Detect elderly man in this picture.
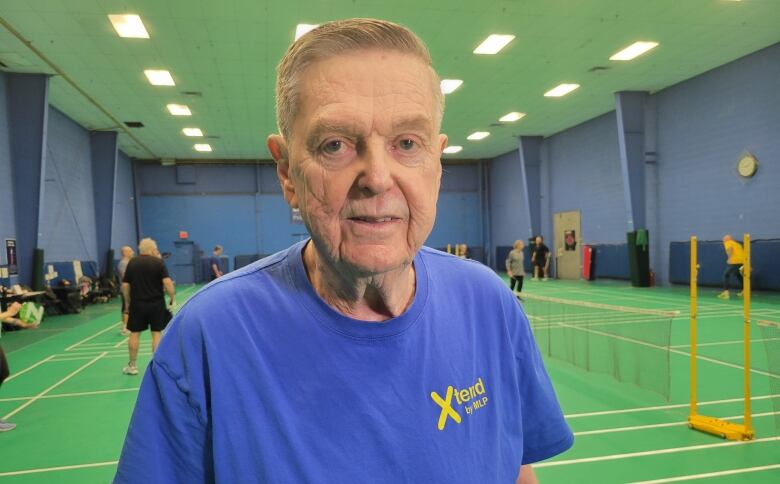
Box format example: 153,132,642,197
121,238,175,376
116,19,572,483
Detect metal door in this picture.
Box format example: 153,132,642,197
553,210,582,280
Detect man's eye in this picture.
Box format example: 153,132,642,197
322,140,344,154
398,139,416,151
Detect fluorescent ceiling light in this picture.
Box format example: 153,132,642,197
609,41,659,61
182,128,203,137
544,83,580,97
467,131,490,141
194,144,212,152
440,79,463,94
443,146,463,154
108,14,149,39
295,24,319,40
167,104,191,116
144,70,175,86
473,34,515,55
499,112,526,122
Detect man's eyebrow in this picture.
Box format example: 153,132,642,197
391,115,434,132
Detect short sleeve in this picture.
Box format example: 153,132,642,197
506,294,574,464
121,261,133,284
160,260,170,279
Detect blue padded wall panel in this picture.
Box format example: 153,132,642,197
39,107,98,262
111,151,138,252
592,244,630,280
427,192,481,248
441,164,479,192
138,164,257,195
257,194,307,253
489,150,528,249
0,74,16,269
140,195,257,258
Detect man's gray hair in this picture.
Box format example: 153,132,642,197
275,18,444,140
138,238,158,255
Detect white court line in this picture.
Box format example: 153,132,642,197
2,352,107,420
114,337,129,348
65,322,122,351
0,461,118,477
4,355,56,382
573,411,779,436
629,464,780,483
0,387,138,403
671,337,780,348
50,352,152,362
560,322,780,379
566,394,780,419
533,436,780,468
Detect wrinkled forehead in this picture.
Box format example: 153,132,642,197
294,50,440,134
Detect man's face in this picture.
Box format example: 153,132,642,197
271,50,446,275
535,237,543,246
121,247,134,258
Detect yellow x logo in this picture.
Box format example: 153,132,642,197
430,386,462,430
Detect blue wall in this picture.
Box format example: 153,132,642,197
39,107,98,262
655,43,780,284
111,150,138,253
137,162,485,262
0,74,16,273
488,43,780,285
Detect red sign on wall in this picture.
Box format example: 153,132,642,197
179,231,189,239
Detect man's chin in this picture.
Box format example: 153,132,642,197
339,247,411,276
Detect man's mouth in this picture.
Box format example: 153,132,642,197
348,216,400,223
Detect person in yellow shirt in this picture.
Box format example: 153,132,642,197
718,234,744,299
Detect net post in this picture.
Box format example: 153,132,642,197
690,236,698,417
743,233,752,434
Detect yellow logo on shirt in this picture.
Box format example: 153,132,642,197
430,377,489,430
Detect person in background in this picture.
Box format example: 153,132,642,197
209,245,224,281
531,236,551,281
117,245,135,335
121,238,176,376
0,302,23,432
718,234,744,300
506,239,526,294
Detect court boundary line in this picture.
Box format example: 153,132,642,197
628,463,780,483
565,394,780,418
671,337,780,348
533,436,780,468
0,387,138,403
4,355,56,382
2,352,107,420
573,411,779,436
0,460,118,477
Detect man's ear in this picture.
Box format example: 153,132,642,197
267,135,298,208
438,133,449,153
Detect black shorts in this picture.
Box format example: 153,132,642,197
127,301,171,333
0,345,9,387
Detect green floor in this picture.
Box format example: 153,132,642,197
1,280,779,483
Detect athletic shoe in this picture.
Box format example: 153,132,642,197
120,328,130,336
717,290,730,300
123,365,139,376
0,420,16,432
532,277,539,281
543,277,549,281
737,291,744,297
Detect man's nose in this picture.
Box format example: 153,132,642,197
357,139,394,195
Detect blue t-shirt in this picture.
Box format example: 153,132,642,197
115,241,572,483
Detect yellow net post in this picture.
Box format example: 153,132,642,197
688,233,755,440
447,243,452,255
690,236,698,417
743,233,753,435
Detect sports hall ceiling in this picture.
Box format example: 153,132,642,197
0,0,778,161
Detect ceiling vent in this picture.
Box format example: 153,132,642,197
181,91,203,97
588,66,610,73
124,121,145,128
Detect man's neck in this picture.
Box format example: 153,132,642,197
302,242,416,322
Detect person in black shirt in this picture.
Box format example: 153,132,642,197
121,238,175,375
209,245,224,281
531,236,551,281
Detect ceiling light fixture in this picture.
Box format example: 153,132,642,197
473,34,515,55
108,14,149,39
440,79,464,94
182,128,203,137
467,132,490,141
194,144,212,152
544,83,580,97
295,24,319,40
443,146,463,154
144,70,175,86
609,41,659,61
166,104,191,116
499,112,526,122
